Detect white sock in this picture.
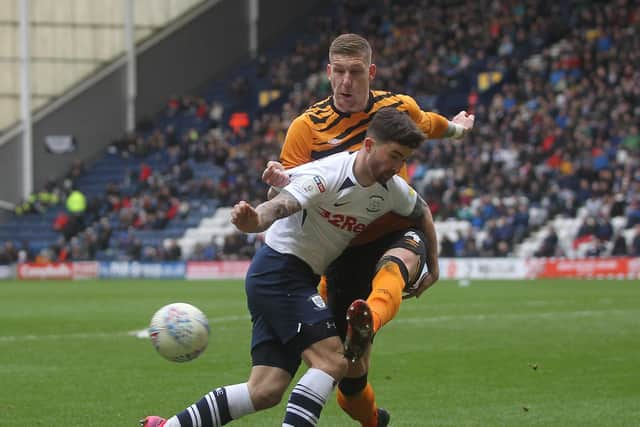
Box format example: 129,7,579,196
282,368,336,426
163,383,255,427
163,417,181,427
225,383,256,419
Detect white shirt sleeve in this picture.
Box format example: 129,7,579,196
388,176,419,217
281,168,328,208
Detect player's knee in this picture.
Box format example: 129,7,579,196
376,253,411,286
248,381,286,410
383,229,428,284
303,336,349,381
317,349,349,381
399,251,420,279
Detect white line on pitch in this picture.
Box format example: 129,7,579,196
0,315,251,342
1,310,635,342
395,309,636,324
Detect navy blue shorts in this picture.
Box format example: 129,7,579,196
246,245,338,373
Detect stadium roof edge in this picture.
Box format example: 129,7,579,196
0,0,221,148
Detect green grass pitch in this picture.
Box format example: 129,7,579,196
1,278,638,426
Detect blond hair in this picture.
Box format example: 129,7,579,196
329,33,372,64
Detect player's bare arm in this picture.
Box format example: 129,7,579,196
404,197,440,298
231,190,301,233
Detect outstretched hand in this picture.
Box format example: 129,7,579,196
262,161,290,187
402,270,439,300
451,110,475,135
231,201,260,233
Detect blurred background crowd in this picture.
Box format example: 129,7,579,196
1,0,638,265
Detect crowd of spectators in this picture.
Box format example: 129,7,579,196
414,0,639,257
1,0,639,264
253,0,640,258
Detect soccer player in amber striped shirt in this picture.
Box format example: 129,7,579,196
263,33,475,427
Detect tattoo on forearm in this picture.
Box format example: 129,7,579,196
273,190,301,218
257,190,301,227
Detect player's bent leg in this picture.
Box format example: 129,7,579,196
337,230,425,427
249,340,298,410
139,341,295,427
385,229,429,291
384,247,422,283
338,343,393,427
145,381,257,427
325,232,425,427
338,349,387,427
282,335,348,426
337,374,387,427
368,228,427,333
368,252,411,333
340,300,385,426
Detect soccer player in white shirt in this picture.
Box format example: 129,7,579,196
141,108,430,427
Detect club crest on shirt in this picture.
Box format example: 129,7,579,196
366,195,384,213
310,294,327,309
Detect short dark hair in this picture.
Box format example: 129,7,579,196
329,33,372,64
366,108,425,149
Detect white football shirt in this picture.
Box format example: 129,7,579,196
265,151,418,274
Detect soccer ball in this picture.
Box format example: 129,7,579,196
149,302,210,362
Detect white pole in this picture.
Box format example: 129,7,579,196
124,0,136,133
249,0,258,59
18,0,33,200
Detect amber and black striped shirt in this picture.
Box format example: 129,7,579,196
279,90,449,245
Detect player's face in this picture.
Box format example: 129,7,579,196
367,140,413,184
327,54,376,113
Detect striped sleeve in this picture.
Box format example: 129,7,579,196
399,94,449,139
281,115,314,168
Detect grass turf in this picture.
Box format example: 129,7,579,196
0,278,638,426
